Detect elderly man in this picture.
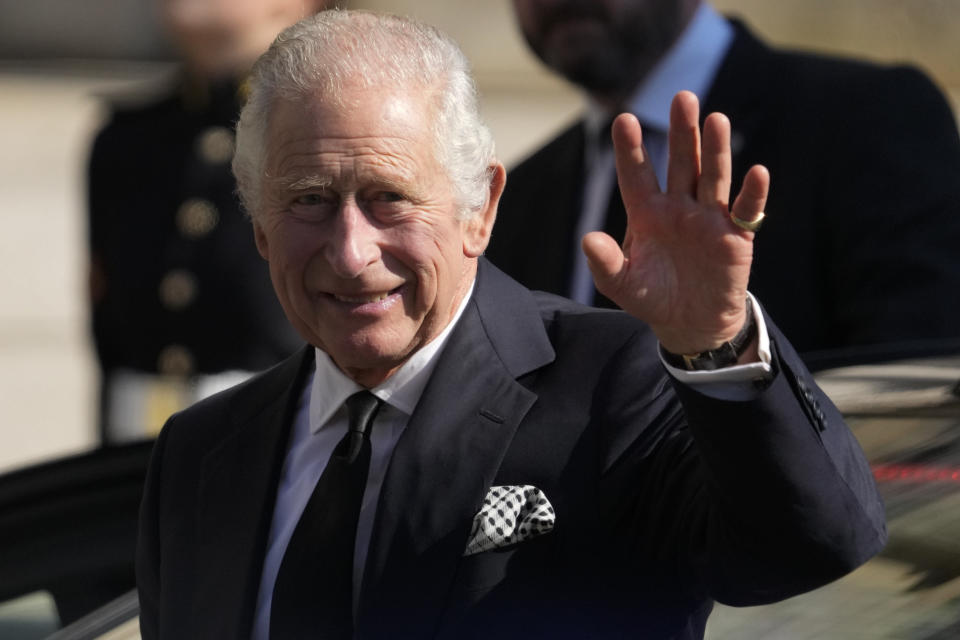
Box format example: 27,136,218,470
488,0,960,360
137,10,885,640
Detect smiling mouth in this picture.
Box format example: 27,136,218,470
328,284,404,306
334,292,392,303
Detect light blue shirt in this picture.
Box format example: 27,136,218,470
571,3,734,305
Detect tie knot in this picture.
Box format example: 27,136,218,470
345,391,382,437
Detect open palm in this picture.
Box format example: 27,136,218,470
584,91,769,355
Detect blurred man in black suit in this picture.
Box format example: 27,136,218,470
489,0,960,361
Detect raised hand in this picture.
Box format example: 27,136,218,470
583,91,769,356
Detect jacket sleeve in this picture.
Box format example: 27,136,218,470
607,312,887,606
825,65,960,346
684,316,885,604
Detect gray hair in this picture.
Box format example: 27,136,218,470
232,9,496,220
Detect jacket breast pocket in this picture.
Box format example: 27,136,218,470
451,545,518,597
449,530,556,601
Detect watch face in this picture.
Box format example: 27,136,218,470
687,343,739,371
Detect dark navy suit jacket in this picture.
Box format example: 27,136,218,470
137,259,886,639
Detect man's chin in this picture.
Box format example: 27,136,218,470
546,51,636,96
325,342,411,386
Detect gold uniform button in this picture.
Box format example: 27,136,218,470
196,126,235,164
157,344,195,376
159,269,198,310
176,198,219,238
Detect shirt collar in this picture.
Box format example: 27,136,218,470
585,3,734,136
309,279,476,433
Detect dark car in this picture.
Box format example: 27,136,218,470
3,348,960,640
0,442,153,639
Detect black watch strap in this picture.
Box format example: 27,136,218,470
662,300,757,371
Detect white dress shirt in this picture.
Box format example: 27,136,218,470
250,283,475,640
570,3,735,304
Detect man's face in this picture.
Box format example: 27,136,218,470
512,0,696,98
254,86,500,387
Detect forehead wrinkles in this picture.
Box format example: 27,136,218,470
268,134,422,184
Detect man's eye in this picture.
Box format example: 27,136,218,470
287,192,338,220
294,193,330,206
373,191,405,203
361,191,409,218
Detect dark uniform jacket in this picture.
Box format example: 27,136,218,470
88,78,300,436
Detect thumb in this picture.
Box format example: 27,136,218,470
582,231,625,296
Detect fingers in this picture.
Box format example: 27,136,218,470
666,91,701,196
612,113,661,210
582,231,625,297
730,164,770,230
618,90,763,232
697,112,732,207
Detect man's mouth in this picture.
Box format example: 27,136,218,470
327,284,405,307
334,291,392,303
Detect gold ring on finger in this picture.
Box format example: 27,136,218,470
730,211,765,232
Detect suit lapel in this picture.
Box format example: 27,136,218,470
491,121,585,296
357,261,554,638
702,20,779,183
192,348,313,638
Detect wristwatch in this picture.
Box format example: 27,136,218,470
662,301,756,371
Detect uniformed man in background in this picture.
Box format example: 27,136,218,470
88,0,333,440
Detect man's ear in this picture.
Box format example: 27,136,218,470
463,162,506,258
253,219,270,260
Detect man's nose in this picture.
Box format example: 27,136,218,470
325,199,379,278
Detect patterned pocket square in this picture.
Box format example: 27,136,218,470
463,485,555,556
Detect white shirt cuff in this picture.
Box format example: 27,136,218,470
659,293,773,399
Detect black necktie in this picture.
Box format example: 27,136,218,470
270,391,383,639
